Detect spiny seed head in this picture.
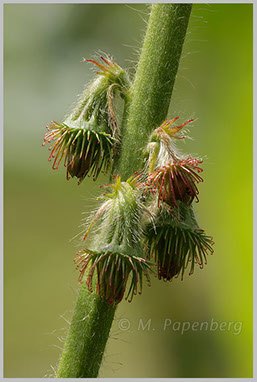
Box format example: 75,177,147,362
147,156,203,207
43,55,130,183
43,122,116,183
74,250,152,306
145,201,214,281
75,173,153,304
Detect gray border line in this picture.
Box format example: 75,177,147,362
0,0,254,4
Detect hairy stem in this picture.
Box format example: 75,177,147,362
56,4,192,378
56,283,116,378
118,3,192,179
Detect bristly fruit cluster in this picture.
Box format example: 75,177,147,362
144,117,214,281
43,55,213,305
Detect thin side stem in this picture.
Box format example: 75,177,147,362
118,4,192,179
56,4,192,378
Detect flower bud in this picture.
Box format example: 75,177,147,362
74,174,152,305
43,56,130,183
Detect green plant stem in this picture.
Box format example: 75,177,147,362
118,3,192,179
56,4,192,378
56,282,116,378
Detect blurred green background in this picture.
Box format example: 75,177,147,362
4,3,252,378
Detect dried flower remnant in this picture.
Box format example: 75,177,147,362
146,117,194,173
155,117,194,141
75,174,153,305
43,56,130,183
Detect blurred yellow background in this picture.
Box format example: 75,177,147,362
4,4,252,378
